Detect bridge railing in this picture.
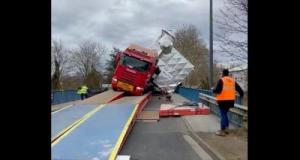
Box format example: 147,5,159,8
51,90,80,105
175,86,247,128
175,86,243,105
199,93,248,128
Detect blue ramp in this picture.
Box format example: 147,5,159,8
52,103,137,160
51,104,98,140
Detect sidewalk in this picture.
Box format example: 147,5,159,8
183,114,247,160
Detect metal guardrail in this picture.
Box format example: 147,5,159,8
175,86,243,105
199,93,248,128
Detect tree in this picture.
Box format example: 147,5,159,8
51,39,69,90
215,0,248,63
85,66,103,88
173,24,219,89
104,47,121,83
60,74,84,90
70,40,106,88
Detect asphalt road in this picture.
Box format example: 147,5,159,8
119,95,205,160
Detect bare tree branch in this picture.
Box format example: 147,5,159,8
70,40,107,87
173,24,220,89
215,0,248,63
51,39,69,90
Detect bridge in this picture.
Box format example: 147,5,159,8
51,87,247,160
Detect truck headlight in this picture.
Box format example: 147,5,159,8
136,87,143,90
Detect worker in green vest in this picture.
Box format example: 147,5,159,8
77,86,83,100
77,85,89,100
81,85,89,99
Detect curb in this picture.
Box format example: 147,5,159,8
182,116,226,160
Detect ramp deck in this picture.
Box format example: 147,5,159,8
51,104,98,141
51,92,152,160
52,103,137,160
51,90,124,142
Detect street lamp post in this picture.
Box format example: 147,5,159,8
209,0,213,88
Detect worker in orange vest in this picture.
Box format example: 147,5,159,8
213,69,244,136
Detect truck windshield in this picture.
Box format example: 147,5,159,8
120,55,150,73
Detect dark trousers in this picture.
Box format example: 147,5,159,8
220,107,230,130
218,100,234,130
80,94,88,100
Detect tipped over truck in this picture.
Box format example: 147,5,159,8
111,30,194,96
111,44,160,96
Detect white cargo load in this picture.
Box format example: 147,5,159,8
152,30,194,93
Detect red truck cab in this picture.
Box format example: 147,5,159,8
111,44,159,96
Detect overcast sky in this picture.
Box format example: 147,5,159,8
52,0,230,62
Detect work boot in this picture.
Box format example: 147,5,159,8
224,128,229,134
215,130,226,136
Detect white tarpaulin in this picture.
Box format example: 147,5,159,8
152,30,194,93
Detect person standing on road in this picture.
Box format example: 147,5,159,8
77,85,89,100
81,85,89,99
77,86,84,100
213,69,244,136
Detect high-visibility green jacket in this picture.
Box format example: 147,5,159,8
81,85,88,94
77,88,83,94
77,85,88,94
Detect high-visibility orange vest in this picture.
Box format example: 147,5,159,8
216,76,236,101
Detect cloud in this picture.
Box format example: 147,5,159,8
52,0,244,64
52,0,225,49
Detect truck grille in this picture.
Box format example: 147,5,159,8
119,70,137,85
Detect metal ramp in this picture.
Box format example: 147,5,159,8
51,104,99,141
52,103,137,160
51,90,124,142
51,92,152,160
